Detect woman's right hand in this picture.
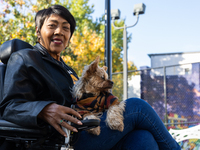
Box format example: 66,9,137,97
38,103,82,137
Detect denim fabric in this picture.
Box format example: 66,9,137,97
73,98,181,150
111,130,159,150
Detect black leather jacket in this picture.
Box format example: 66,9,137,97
0,43,78,127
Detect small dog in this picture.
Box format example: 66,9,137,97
72,56,126,135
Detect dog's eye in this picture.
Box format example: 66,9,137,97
101,76,105,80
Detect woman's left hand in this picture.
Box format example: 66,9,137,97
38,103,82,137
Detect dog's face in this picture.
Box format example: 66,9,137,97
82,56,114,95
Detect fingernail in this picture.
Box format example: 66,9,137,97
73,128,78,132
77,121,82,125
64,134,67,137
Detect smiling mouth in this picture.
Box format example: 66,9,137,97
52,39,62,44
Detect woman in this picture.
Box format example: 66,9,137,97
0,5,180,150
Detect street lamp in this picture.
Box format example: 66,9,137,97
105,0,112,80
111,3,146,100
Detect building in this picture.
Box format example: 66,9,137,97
128,51,200,99
148,51,200,76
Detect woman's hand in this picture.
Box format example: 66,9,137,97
38,103,82,137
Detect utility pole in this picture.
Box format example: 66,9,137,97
105,0,112,80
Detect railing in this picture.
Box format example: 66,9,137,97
112,62,200,129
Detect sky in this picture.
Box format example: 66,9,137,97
88,0,200,69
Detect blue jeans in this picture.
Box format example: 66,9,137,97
73,98,181,150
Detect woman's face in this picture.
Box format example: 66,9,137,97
37,14,71,60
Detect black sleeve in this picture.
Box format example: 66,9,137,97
0,53,54,127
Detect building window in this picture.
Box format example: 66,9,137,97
185,68,190,75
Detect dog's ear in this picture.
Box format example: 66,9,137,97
95,56,100,62
86,56,99,75
102,66,107,71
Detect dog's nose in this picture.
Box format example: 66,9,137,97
110,81,114,85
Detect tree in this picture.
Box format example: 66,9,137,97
0,0,138,100
0,0,37,45
62,26,105,76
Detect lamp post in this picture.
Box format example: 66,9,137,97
105,0,112,80
111,3,146,100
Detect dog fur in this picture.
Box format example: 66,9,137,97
72,56,125,135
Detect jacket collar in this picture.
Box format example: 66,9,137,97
34,43,49,56
34,43,69,69
34,43,65,62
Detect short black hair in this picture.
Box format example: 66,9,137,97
35,5,76,39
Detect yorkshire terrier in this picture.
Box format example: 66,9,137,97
72,56,126,135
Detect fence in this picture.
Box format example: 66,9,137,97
112,62,200,129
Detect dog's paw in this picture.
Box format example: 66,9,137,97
83,113,101,135
107,117,124,132
106,101,126,132
87,126,101,135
